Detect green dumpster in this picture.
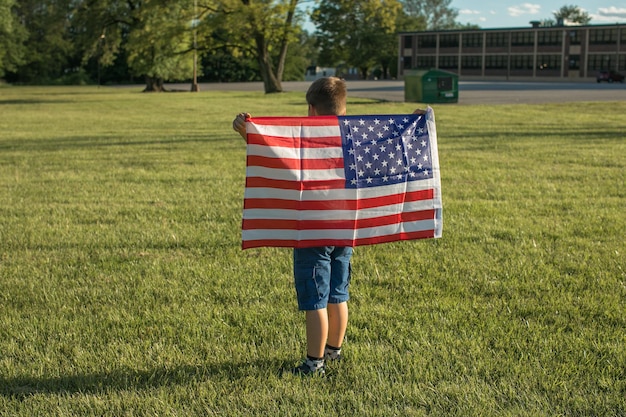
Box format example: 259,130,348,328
404,69,458,103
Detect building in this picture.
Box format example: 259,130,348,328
305,66,336,81
398,23,625,81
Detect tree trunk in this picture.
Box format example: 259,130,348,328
244,0,299,94
274,0,298,83
143,75,166,92
382,63,389,80
255,34,283,93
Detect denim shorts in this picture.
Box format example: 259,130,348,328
293,246,353,311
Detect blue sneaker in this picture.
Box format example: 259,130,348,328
292,357,325,376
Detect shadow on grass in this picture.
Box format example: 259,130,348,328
0,359,288,399
0,134,234,152
0,99,74,105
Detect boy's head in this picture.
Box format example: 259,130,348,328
306,77,347,116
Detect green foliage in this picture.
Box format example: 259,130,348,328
71,0,197,90
0,86,625,416
536,5,592,27
8,0,75,83
0,0,27,77
201,50,260,82
401,0,459,30
241,0,301,91
282,31,318,81
125,1,194,82
313,0,403,78
553,4,592,25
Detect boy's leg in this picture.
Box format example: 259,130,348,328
327,301,348,349
327,247,352,350
305,308,328,358
293,247,333,360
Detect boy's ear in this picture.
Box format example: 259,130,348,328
308,104,317,116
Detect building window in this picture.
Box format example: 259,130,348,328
511,32,534,46
589,29,618,44
461,55,482,69
418,35,437,48
486,32,508,47
403,56,412,69
404,36,413,49
440,34,459,48
538,30,562,46
587,54,613,71
537,54,561,70
462,33,483,48
438,55,458,70
569,55,580,70
510,55,534,70
568,30,581,45
485,55,508,69
416,55,436,69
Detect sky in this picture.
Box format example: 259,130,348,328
453,1,626,28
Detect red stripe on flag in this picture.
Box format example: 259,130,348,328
241,229,436,249
245,177,345,190
352,229,435,246
246,155,344,171
247,133,341,148
244,189,434,210
242,209,436,230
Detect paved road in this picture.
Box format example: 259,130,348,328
172,79,625,105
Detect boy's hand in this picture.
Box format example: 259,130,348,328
232,112,251,140
412,108,426,115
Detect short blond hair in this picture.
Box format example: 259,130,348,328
305,77,347,116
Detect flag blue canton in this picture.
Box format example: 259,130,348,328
339,114,433,189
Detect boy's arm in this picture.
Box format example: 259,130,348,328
232,112,251,141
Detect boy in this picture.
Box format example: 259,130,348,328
233,77,349,376
233,77,424,376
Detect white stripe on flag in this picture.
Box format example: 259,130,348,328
248,123,341,138
243,179,438,200
243,200,436,221
247,144,343,160
245,166,345,182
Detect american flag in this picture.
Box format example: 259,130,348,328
241,107,442,249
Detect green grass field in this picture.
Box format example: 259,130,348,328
0,85,624,416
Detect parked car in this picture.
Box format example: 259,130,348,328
596,70,625,83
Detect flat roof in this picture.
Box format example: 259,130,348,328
398,22,625,35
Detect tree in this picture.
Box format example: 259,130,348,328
4,0,309,88
283,30,318,81
312,0,402,80
125,2,195,91
203,0,301,93
401,0,458,30
553,4,591,25
72,0,197,91
6,0,75,83
0,0,27,79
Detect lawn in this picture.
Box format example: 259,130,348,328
0,85,624,416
